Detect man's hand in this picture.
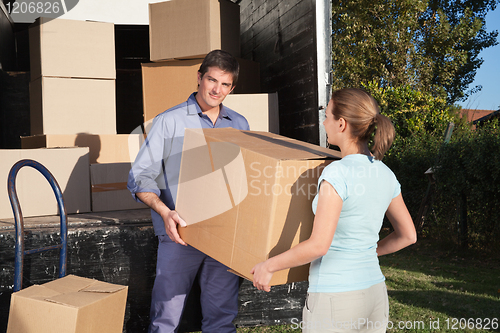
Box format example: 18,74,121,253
162,210,188,246
135,192,188,246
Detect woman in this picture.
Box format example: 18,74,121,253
251,88,417,332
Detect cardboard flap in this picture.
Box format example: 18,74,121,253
42,279,126,308
15,285,60,300
42,275,94,294
227,269,251,281
81,280,127,293
45,291,110,308
240,131,341,160
198,128,341,160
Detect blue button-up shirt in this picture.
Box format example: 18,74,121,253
127,93,250,235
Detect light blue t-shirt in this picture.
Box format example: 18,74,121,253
309,154,401,293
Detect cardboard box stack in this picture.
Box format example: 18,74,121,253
20,133,146,213
144,0,279,133
28,17,116,135
1,17,146,218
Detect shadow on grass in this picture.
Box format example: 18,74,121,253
388,289,500,323
380,239,500,332
380,240,500,298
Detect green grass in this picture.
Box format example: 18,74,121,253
381,238,500,332
235,237,500,332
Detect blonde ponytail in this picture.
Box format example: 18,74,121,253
371,113,395,160
330,88,395,160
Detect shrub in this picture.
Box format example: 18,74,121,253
433,119,500,251
361,82,499,251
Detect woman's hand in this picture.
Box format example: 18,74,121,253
250,261,273,292
377,193,416,256
249,181,342,292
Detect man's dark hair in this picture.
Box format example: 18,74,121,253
198,50,239,87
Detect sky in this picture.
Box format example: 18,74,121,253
458,7,500,111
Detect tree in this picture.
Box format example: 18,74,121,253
331,0,499,104
362,80,457,140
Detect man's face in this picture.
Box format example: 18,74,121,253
196,66,235,112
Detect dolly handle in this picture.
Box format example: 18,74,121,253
8,159,68,292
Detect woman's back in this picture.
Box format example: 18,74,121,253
308,154,400,293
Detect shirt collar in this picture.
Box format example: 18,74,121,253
187,92,233,120
186,93,201,115
218,104,231,120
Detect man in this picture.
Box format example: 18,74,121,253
128,50,249,333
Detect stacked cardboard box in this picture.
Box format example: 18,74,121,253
28,17,116,135
20,134,146,213
149,0,240,62
21,134,143,165
18,134,146,214
223,93,280,135
90,162,146,212
0,147,91,219
6,17,146,217
144,0,279,132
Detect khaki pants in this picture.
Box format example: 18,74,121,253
301,282,389,333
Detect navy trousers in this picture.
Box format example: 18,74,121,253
149,235,239,333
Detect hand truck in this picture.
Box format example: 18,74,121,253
7,159,68,292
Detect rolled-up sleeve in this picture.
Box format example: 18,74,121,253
127,116,171,202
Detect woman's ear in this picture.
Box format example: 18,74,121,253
338,117,347,132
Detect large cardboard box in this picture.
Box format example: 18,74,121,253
176,128,341,285
224,93,279,134
30,77,116,135
141,60,199,122
149,0,240,61
29,17,115,81
141,58,260,123
0,148,90,219
21,134,143,164
90,163,147,212
7,275,128,333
